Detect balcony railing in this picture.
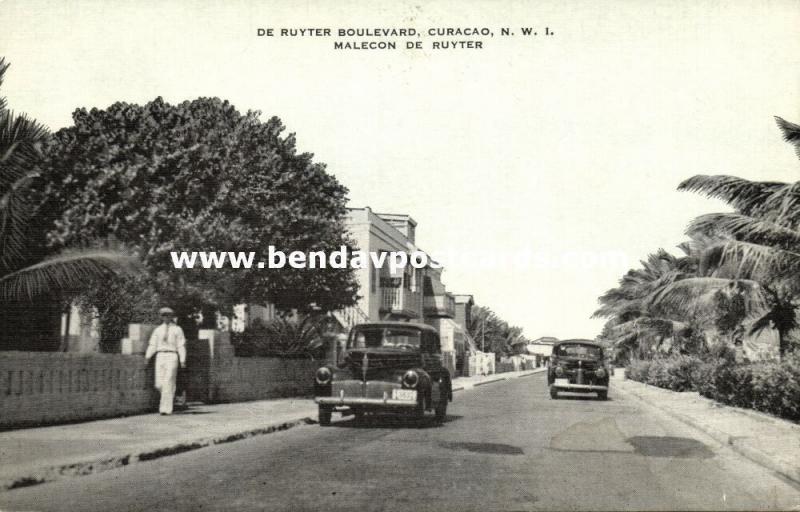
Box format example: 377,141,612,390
332,305,370,331
423,293,456,318
380,287,421,318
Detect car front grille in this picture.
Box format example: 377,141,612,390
561,360,598,371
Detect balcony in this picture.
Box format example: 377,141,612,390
423,293,456,319
380,287,421,318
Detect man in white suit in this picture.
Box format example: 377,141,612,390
145,307,187,415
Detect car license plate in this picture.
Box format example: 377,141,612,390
554,378,569,386
392,389,417,401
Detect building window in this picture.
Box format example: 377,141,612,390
370,264,377,293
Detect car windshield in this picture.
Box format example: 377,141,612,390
348,327,422,349
555,344,602,358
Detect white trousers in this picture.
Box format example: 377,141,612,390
154,352,179,414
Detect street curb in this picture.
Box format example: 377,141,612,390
0,416,314,492
1,369,549,492
452,368,546,393
614,383,800,486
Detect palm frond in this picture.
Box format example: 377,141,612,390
0,173,36,266
0,57,9,112
715,239,800,280
0,111,49,184
648,277,767,320
688,212,800,249
775,116,800,160
0,250,141,301
678,175,785,216
611,317,689,337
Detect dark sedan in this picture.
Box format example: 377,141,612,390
547,339,610,400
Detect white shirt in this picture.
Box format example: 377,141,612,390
145,323,187,365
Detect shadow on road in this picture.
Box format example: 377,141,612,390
439,441,524,455
332,413,463,429
552,394,613,401
628,436,715,459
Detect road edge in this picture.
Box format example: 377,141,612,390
452,368,546,392
1,368,548,493
0,416,313,492
614,382,800,486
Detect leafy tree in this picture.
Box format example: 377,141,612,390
467,306,527,356
36,97,359,332
0,58,137,350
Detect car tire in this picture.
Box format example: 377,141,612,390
598,390,608,401
435,389,448,423
319,405,332,426
413,393,427,420
550,387,558,399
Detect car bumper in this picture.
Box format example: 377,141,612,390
315,396,418,408
551,383,608,392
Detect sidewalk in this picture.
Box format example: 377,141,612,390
0,368,544,491
613,371,800,485
452,367,545,391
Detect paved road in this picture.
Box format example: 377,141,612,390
2,373,798,511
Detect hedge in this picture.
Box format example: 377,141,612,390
626,353,800,422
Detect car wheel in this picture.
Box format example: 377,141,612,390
318,405,332,426
598,390,608,401
353,409,365,421
413,393,427,420
435,389,448,423
550,387,558,399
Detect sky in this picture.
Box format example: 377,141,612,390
1,0,799,339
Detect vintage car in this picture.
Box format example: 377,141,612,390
314,322,452,426
547,339,610,400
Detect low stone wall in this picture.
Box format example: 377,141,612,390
210,357,318,403
465,352,496,376
0,347,322,428
0,351,156,428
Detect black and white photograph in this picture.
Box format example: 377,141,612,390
1,0,800,510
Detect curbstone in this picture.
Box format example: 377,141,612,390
1,416,313,492
1,369,549,492
615,381,800,486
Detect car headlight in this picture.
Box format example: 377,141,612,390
555,366,564,377
315,367,332,385
595,368,606,378
402,370,419,388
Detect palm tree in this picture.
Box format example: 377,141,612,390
673,117,800,356
594,249,698,359
0,57,137,304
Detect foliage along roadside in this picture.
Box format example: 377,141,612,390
596,117,800,362
626,351,800,422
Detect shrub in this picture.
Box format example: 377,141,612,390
688,352,800,422
626,359,651,383
230,316,328,359
692,361,718,398
656,355,701,391
626,355,701,391
750,353,800,421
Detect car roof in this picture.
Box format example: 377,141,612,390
553,339,603,348
352,322,439,334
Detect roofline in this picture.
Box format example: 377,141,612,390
374,212,418,228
